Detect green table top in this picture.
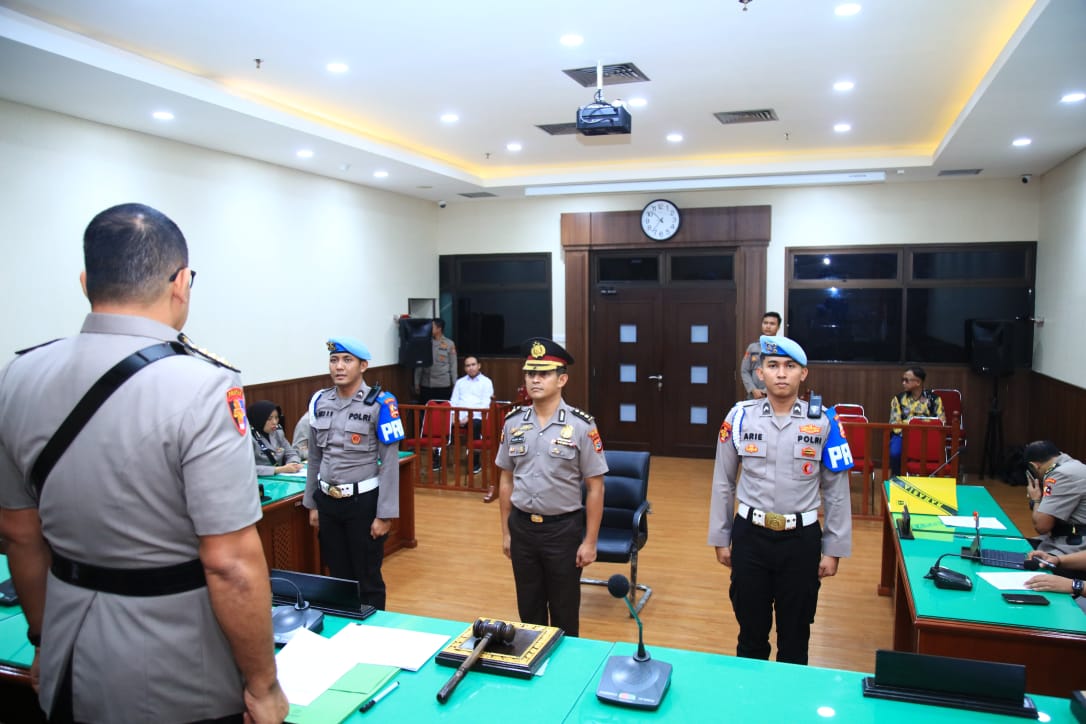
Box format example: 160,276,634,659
258,452,415,504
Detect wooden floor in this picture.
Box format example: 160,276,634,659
382,456,1034,674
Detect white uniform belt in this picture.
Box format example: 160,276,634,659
319,476,378,499
737,502,818,531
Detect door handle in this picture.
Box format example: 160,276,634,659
647,374,663,391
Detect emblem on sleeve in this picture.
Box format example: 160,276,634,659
588,428,603,453
719,420,732,444
226,387,247,436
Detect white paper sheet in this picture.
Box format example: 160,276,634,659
978,571,1049,591
939,516,1005,530
275,627,358,705
330,623,450,671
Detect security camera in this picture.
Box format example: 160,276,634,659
1021,174,1032,184
438,200,447,208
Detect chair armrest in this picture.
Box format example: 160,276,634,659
631,500,650,538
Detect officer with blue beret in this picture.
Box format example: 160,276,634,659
303,336,405,609
708,334,853,664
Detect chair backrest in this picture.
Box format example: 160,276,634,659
600,450,650,531
835,403,865,417
933,388,964,429
837,414,870,462
420,400,452,442
904,417,945,473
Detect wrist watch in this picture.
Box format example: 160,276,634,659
1072,579,1084,599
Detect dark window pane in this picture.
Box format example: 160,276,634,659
788,288,902,362
906,287,1034,364
671,255,733,281
793,253,897,280
455,290,551,355
598,256,659,283
459,257,548,285
913,250,1028,280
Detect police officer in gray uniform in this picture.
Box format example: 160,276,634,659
708,335,853,665
413,318,457,403
0,203,287,723
248,400,303,477
304,337,405,610
1024,440,1086,556
740,311,781,399
496,338,607,636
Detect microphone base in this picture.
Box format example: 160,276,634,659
272,605,324,645
596,655,672,710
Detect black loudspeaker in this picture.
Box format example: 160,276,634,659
398,318,433,368
967,319,1015,376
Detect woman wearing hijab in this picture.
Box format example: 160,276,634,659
248,400,303,477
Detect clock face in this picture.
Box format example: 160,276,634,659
641,199,681,241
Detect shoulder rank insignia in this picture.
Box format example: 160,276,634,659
505,405,523,420
569,406,595,424
178,333,240,372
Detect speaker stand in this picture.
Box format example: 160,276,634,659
980,375,1004,479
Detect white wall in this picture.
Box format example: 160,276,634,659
0,100,438,383
1035,148,1086,385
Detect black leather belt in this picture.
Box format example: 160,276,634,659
513,507,582,524
50,551,206,597
1052,521,1082,538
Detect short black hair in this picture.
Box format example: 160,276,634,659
83,203,188,305
904,366,926,382
1024,440,1061,463
433,318,445,331
763,311,782,324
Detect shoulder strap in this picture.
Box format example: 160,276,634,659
29,341,186,496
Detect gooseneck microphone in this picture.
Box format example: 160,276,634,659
596,574,672,710
437,618,516,704
269,576,324,644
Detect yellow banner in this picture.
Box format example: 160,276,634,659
887,476,958,516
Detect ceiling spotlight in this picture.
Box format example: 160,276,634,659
833,80,855,92
326,62,349,73
296,149,314,159
151,110,174,121
560,34,583,47
833,123,852,133
1012,137,1032,147
1060,91,1085,104
506,142,523,152
440,113,459,123
666,133,683,143
373,170,389,178
835,3,861,16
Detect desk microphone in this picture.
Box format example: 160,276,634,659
269,576,324,644
961,510,982,560
925,552,973,591
595,574,672,710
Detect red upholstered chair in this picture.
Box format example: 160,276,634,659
402,400,452,472
932,388,966,456
903,417,946,476
835,403,865,417
838,413,881,515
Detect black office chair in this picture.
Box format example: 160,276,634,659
581,449,652,614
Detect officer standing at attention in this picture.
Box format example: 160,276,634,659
740,311,781,399
0,203,287,722
708,335,853,665
496,339,607,636
304,338,405,610
413,319,456,470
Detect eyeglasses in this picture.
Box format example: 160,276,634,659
168,266,197,288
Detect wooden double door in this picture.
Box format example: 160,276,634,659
589,285,736,458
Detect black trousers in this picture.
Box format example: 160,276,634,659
729,514,822,665
508,511,585,636
315,488,388,609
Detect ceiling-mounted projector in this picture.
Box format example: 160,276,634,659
576,101,632,136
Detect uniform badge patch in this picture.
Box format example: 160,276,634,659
802,446,817,459
386,399,400,418
719,420,732,444
800,424,821,434
802,461,814,475
745,444,759,454
560,424,574,439
588,428,603,453
226,387,247,436
351,433,362,445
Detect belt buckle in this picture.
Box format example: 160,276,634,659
530,513,544,523
764,512,786,531
327,485,343,499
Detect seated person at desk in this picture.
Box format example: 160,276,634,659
1024,440,1086,556
249,400,303,476
1024,549,1086,599
293,412,310,461
888,366,945,475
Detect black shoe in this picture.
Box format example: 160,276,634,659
473,463,482,475
432,453,442,471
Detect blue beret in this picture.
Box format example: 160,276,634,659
326,337,371,361
760,335,807,366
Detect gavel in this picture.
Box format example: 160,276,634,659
436,618,516,704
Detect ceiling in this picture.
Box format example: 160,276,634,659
0,0,1083,204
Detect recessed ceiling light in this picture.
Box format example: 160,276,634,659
373,170,389,178
626,97,647,108
1060,91,1085,104
151,110,174,121
1012,137,1032,147
506,142,523,152
835,3,861,16
666,133,683,143
833,80,855,92
834,123,852,133
296,149,314,159
560,34,583,47
440,112,459,123
326,62,349,74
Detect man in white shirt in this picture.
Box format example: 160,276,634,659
450,356,494,483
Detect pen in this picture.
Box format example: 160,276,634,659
360,680,399,713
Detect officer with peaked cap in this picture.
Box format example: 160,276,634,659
707,335,853,664
495,338,608,636
303,337,405,609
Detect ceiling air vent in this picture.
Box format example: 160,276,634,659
714,108,779,125
563,62,650,88
458,192,497,199
537,122,580,136
937,169,983,177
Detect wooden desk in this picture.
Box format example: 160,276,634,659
879,484,1086,697
257,452,418,574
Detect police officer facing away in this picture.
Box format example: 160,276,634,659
304,338,405,610
708,335,853,665
0,203,288,722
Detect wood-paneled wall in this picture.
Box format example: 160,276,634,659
1027,372,1086,460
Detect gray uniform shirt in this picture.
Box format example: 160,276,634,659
251,427,301,476
707,399,852,558
495,401,608,515
740,341,766,397
414,336,457,389
293,413,311,460
0,313,261,722
303,384,400,519
1036,453,1086,556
